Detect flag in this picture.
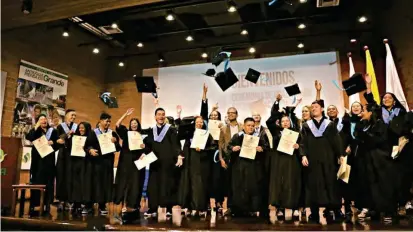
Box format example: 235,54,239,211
385,41,409,110
365,48,380,104
348,54,361,106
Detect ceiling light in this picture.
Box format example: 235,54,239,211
111,23,118,29
118,61,124,67
201,53,208,58
298,23,306,29
166,14,175,21
158,54,165,62
358,16,367,23
249,47,256,54
133,74,137,77
137,42,143,48
159,58,164,62
297,43,304,48
186,35,193,41
299,0,307,3
241,29,248,35
93,48,99,54
21,0,33,14
350,38,357,43
62,31,69,37
227,0,237,12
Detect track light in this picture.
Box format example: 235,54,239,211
358,16,367,23
21,0,33,14
186,35,194,42
227,0,237,12
118,61,125,67
111,23,118,29
297,43,304,48
298,23,306,29
137,42,143,48
350,39,357,43
201,53,208,58
241,29,248,35
158,54,165,62
249,47,256,54
62,31,69,37
93,48,100,54
166,11,175,21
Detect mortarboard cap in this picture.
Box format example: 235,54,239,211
134,76,157,93
203,69,216,77
215,68,239,92
211,52,229,67
284,83,301,96
178,116,196,140
245,68,261,84
342,73,367,96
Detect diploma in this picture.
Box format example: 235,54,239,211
32,135,54,158
240,134,260,160
128,131,144,151
190,128,209,150
337,156,351,183
277,128,299,155
208,120,221,140
134,152,158,170
71,135,87,157
98,133,116,155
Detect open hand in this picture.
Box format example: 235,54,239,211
293,143,299,149
232,146,241,152
175,155,184,167
315,80,322,91
203,83,208,94
276,93,282,101
89,149,99,156
302,156,309,166
256,146,263,152
365,73,372,84
126,108,135,116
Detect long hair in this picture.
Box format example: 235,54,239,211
366,103,382,126
129,118,142,132
381,92,405,111
75,122,92,136
209,110,222,121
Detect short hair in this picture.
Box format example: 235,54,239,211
36,114,48,122
100,112,111,120
34,104,42,111
155,108,165,116
65,109,75,115
244,117,255,124
311,100,324,108
227,107,238,114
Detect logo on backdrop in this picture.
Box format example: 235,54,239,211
24,69,65,87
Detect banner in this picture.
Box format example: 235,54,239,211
12,60,68,146
1,71,7,128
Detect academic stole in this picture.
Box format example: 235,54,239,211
382,107,401,125
153,124,171,142
94,128,112,136
306,119,331,137
336,117,343,132
61,122,78,135
45,127,54,140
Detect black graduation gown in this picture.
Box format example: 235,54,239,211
353,120,398,213
55,122,77,202
143,125,182,209
179,135,216,211
86,129,120,204
300,117,342,208
228,132,269,212
26,127,58,207
113,125,145,208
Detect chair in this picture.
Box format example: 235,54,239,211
11,184,46,217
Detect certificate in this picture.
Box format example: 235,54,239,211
134,152,158,170
277,128,299,155
240,134,259,160
98,133,116,155
128,131,144,151
190,128,209,150
208,120,221,140
32,135,54,158
337,156,351,183
71,135,87,157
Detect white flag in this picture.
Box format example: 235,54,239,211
385,42,409,111
348,55,361,106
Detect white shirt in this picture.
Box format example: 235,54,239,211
230,124,239,138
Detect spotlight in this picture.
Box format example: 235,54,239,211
137,42,143,48
186,35,193,42
159,58,164,62
350,38,357,43
118,62,125,67
298,23,306,29
21,0,33,14
249,47,256,54
227,0,237,12
358,16,367,23
62,31,69,37
93,48,100,54
299,0,307,3
201,53,208,58
158,54,165,62
241,29,248,35
133,74,137,77
297,43,304,48
111,23,118,29
166,11,175,21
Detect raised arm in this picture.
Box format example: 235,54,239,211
363,74,375,104
116,108,134,128
201,83,209,120
315,80,322,101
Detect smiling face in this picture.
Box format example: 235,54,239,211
311,103,323,118
130,119,139,131
155,110,166,125
281,116,291,129
244,120,255,134
327,105,338,119
361,110,372,121
79,123,86,136
66,111,76,123
302,106,311,121
351,102,363,115
100,118,111,129
252,112,261,123
195,117,204,129
210,111,219,120
38,116,48,128
382,93,395,109
227,107,238,121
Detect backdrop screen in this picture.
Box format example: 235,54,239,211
141,52,343,128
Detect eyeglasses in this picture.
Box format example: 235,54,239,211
227,112,237,115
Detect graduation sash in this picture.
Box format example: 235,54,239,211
307,119,331,137
213,149,220,163
61,122,78,134
153,124,171,142
382,107,401,125
264,128,274,149
253,127,260,136
336,117,343,132
45,127,54,140
350,122,356,139
94,128,112,136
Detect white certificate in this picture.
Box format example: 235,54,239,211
128,131,144,151
98,133,116,155
240,134,260,160
71,135,87,157
277,128,299,155
134,152,158,170
190,128,209,150
337,156,351,183
32,135,54,158
208,120,221,140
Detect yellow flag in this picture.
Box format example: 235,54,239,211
365,49,380,104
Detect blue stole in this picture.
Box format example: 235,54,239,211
94,128,112,136
306,119,331,137
153,124,171,142
213,150,220,163
336,117,343,132
288,113,294,129
350,122,356,139
238,131,245,136
61,122,78,134
45,128,54,140
382,107,400,125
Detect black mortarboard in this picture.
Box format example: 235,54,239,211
245,68,261,84
178,116,195,140
284,83,301,96
203,69,216,77
342,73,367,96
211,52,229,67
215,68,239,92
134,76,157,93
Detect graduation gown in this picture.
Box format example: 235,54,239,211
228,132,269,212
26,127,58,207
300,117,342,208
113,125,145,208
179,134,216,211
56,122,78,202
143,124,182,209
86,128,120,204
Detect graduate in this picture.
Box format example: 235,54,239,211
227,117,269,216
55,109,77,210
113,108,146,213
26,114,58,214
143,108,184,221
218,107,243,216
400,111,413,214
300,100,344,225
86,112,120,215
